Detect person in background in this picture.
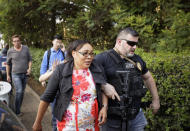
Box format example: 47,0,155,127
40,34,66,87
39,42,66,84
33,40,108,131
0,44,9,81
95,27,160,131
1,44,9,56
6,35,32,116
40,34,65,131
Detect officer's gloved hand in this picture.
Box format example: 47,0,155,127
101,83,120,101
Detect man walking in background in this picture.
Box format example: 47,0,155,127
6,35,32,116
40,34,65,131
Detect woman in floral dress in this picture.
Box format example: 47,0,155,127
33,40,108,131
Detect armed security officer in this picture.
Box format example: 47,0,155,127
95,27,160,131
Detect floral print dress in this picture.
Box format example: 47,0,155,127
57,68,99,131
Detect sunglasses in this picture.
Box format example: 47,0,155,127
78,51,96,57
120,39,138,47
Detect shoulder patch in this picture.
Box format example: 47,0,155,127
136,62,142,71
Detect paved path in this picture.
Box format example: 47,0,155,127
18,85,52,131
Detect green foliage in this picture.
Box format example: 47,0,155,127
0,0,66,47
64,0,114,49
29,47,45,81
157,10,190,52
0,0,189,52
138,51,190,131
109,0,157,50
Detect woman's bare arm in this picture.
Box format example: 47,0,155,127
32,101,50,131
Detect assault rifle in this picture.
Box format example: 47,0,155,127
116,70,151,131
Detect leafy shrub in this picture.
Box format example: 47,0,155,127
137,51,190,131
156,10,190,53
30,47,45,81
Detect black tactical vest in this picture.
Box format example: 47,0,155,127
107,50,147,120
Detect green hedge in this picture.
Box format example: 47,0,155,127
30,47,190,130
30,47,45,81
136,50,190,131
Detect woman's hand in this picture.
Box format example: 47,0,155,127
41,81,46,87
98,105,107,126
32,122,42,131
52,59,60,71
101,83,120,101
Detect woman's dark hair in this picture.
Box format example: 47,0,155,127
66,40,90,60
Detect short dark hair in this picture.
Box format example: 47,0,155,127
66,40,90,60
12,35,21,41
117,27,139,39
53,34,63,40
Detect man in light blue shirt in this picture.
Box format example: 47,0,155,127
40,34,65,131
40,35,65,75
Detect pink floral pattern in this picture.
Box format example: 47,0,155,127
64,110,72,121
57,69,99,131
81,93,91,102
